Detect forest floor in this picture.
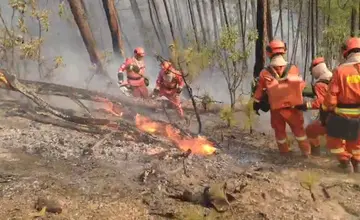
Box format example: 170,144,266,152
0,94,359,220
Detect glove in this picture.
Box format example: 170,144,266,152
294,103,308,111
176,86,183,94
144,77,149,86
253,101,261,115
152,88,160,97
117,72,124,82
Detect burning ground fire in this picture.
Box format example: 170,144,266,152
135,114,216,155
95,97,217,156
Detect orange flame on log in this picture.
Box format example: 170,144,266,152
135,114,216,155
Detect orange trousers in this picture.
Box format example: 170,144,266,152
305,120,326,147
270,108,311,155
130,85,149,98
327,136,360,162
160,89,184,118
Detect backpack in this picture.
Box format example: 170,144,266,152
252,64,292,112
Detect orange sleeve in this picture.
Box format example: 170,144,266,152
310,83,327,109
156,70,163,88
118,58,131,73
177,72,185,88
323,68,339,110
253,71,267,102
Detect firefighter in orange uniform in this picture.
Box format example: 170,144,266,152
118,47,149,98
153,61,185,118
322,37,360,173
253,40,311,157
295,57,332,156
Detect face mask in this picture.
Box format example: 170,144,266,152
164,72,174,82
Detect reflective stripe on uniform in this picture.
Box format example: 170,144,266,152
330,148,345,154
295,135,307,141
277,139,287,144
306,102,312,109
352,149,360,155
335,107,360,115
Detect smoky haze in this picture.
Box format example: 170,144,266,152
0,0,310,133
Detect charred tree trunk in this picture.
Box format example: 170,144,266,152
253,0,266,78
195,0,207,44
202,0,211,43
67,0,104,73
148,0,166,54
102,0,124,57
129,0,148,46
290,0,303,63
220,0,230,28
351,3,357,37
238,0,248,68
210,0,219,43
163,0,176,42
187,0,200,51
173,0,186,46
279,0,284,40
152,0,168,50
266,0,273,41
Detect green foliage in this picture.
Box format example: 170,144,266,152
220,106,236,127
215,26,257,109
0,0,65,76
169,40,213,82
317,0,354,63
58,1,65,18
299,171,319,190
241,98,257,131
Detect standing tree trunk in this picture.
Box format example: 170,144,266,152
202,0,211,43
129,0,148,46
279,0,284,40
351,2,357,37
102,0,124,58
68,0,104,73
195,0,207,44
173,0,186,46
148,0,166,54
163,0,176,42
266,0,273,41
210,0,219,43
187,0,200,51
253,0,268,78
220,0,230,28
152,0,168,49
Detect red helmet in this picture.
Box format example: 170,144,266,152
311,57,325,68
161,61,172,71
134,47,145,57
342,38,360,58
266,40,287,57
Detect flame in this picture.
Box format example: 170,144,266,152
135,114,216,155
165,125,216,155
135,114,161,134
94,96,123,117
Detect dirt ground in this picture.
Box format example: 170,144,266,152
0,99,360,220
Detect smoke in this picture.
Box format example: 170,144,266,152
0,0,311,133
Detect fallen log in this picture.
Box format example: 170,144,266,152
10,77,244,114
0,69,111,126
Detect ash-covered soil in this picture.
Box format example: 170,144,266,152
0,111,360,220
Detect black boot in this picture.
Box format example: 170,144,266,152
351,158,359,173
338,160,354,174
311,146,321,156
